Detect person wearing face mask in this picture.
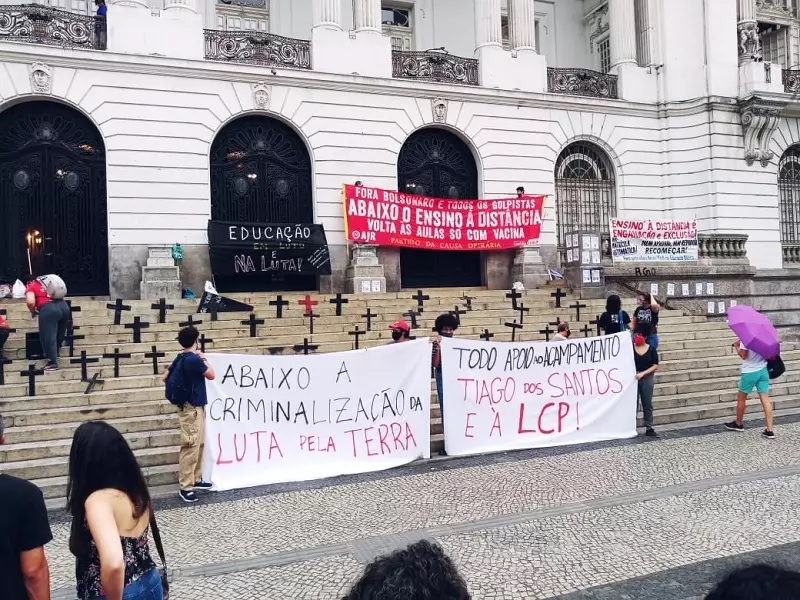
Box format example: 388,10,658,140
633,322,659,437
631,292,660,349
388,320,411,343
431,313,459,456
552,322,570,341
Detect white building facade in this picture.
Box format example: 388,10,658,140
1,0,799,297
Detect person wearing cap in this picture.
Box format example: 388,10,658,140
388,320,411,343
552,322,570,342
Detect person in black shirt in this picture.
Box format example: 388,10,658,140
432,313,458,456
597,294,631,335
0,470,53,600
632,292,660,349
633,323,659,437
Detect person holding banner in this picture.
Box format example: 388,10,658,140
633,323,660,437
388,320,411,343
552,322,571,342
598,295,631,335
632,292,660,349
432,314,459,455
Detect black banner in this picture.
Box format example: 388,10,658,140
196,292,254,315
208,221,332,278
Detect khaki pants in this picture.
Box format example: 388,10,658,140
178,405,205,490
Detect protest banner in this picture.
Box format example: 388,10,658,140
439,332,637,456
202,340,432,491
610,218,698,262
343,184,545,251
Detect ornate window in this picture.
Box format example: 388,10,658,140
382,5,413,51
779,146,800,252
216,0,268,32
554,141,617,264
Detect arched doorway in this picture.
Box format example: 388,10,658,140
210,115,315,292
778,145,800,258
398,128,481,288
554,141,617,265
0,101,109,296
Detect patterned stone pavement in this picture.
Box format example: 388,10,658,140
47,418,800,599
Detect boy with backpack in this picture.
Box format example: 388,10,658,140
162,326,216,503
24,274,70,372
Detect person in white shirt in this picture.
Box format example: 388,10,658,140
552,322,570,342
725,339,774,439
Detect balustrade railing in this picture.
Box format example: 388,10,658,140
0,4,106,50
204,30,311,69
547,68,618,99
783,243,800,264
783,68,800,93
391,49,479,86
698,234,749,261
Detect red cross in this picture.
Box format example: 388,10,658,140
298,295,319,316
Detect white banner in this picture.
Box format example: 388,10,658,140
610,218,698,262
440,333,638,457
202,340,432,491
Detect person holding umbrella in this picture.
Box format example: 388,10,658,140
724,304,779,439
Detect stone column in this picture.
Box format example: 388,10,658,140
737,0,761,63
474,0,503,51
608,0,637,69
508,0,536,52
313,0,342,31
353,0,381,33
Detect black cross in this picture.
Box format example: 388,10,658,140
348,325,364,350
70,351,100,382
102,348,131,379
0,308,6,317
517,302,530,325
480,329,494,341
506,288,522,310
20,362,44,396
403,309,420,329
449,305,467,326
362,308,376,331
0,356,12,385
570,301,588,322
549,317,562,328
207,302,219,322
461,295,475,311
550,288,567,309
241,313,265,338
306,311,319,335
269,295,290,318
84,372,104,395
179,314,203,328
539,324,555,341
581,323,592,338
590,315,602,336
329,293,349,317
106,298,131,326
64,324,84,358
65,300,82,316
411,290,430,312
145,346,166,376
124,316,150,344
151,298,175,324
199,334,214,353
504,320,523,342
293,338,319,355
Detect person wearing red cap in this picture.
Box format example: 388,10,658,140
388,320,411,343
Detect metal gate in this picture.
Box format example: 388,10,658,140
554,141,617,265
397,128,481,288
210,115,315,292
0,101,108,296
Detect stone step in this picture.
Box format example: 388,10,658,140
1,414,178,445
649,394,800,426
1,399,174,427
652,379,800,412
36,464,178,501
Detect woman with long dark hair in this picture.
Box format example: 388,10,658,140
597,294,631,335
67,421,164,600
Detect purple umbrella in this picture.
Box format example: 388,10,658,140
726,304,780,359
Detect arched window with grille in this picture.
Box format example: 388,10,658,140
554,141,617,265
778,145,800,261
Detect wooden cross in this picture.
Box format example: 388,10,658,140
106,299,131,326
348,325,364,350
570,300,588,322
65,299,82,316
64,324,85,358
102,348,132,379
0,356,12,385
480,329,494,341
151,298,175,324
539,324,555,341
208,302,219,322
84,372,104,395
70,350,100,382
362,308,376,331
403,309,420,329
506,288,522,310
329,293,349,317
179,314,203,328
298,295,319,316
590,315,602,336
199,334,214,353
461,295,475,311
517,302,530,325
504,320,523,342
412,289,430,312
549,317,562,328
144,346,165,376
550,287,567,308
581,323,593,338
20,362,44,396
241,313,265,338
293,338,319,355
450,305,467,326
269,295,289,318
305,311,319,335
124,316,150,344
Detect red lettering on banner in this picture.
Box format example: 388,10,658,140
489,411,502,437
547,369,624,399
216,431,283,464
216,433,233,465
299,434,337,453
538,402,556,435
346,422,417,457
517,402,574,435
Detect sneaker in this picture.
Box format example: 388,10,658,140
178,489,199,503
644,428,657,437
724,421,744,432
43,363,59,372
192,480,213,490
762,430,776,440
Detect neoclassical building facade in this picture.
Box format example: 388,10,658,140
1,0,800,297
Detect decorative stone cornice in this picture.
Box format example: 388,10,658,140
738,21,762,63
739,96,787,166
756,0,794,20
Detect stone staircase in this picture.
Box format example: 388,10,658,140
1,287,797,506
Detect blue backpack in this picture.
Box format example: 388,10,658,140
165,354,193,406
